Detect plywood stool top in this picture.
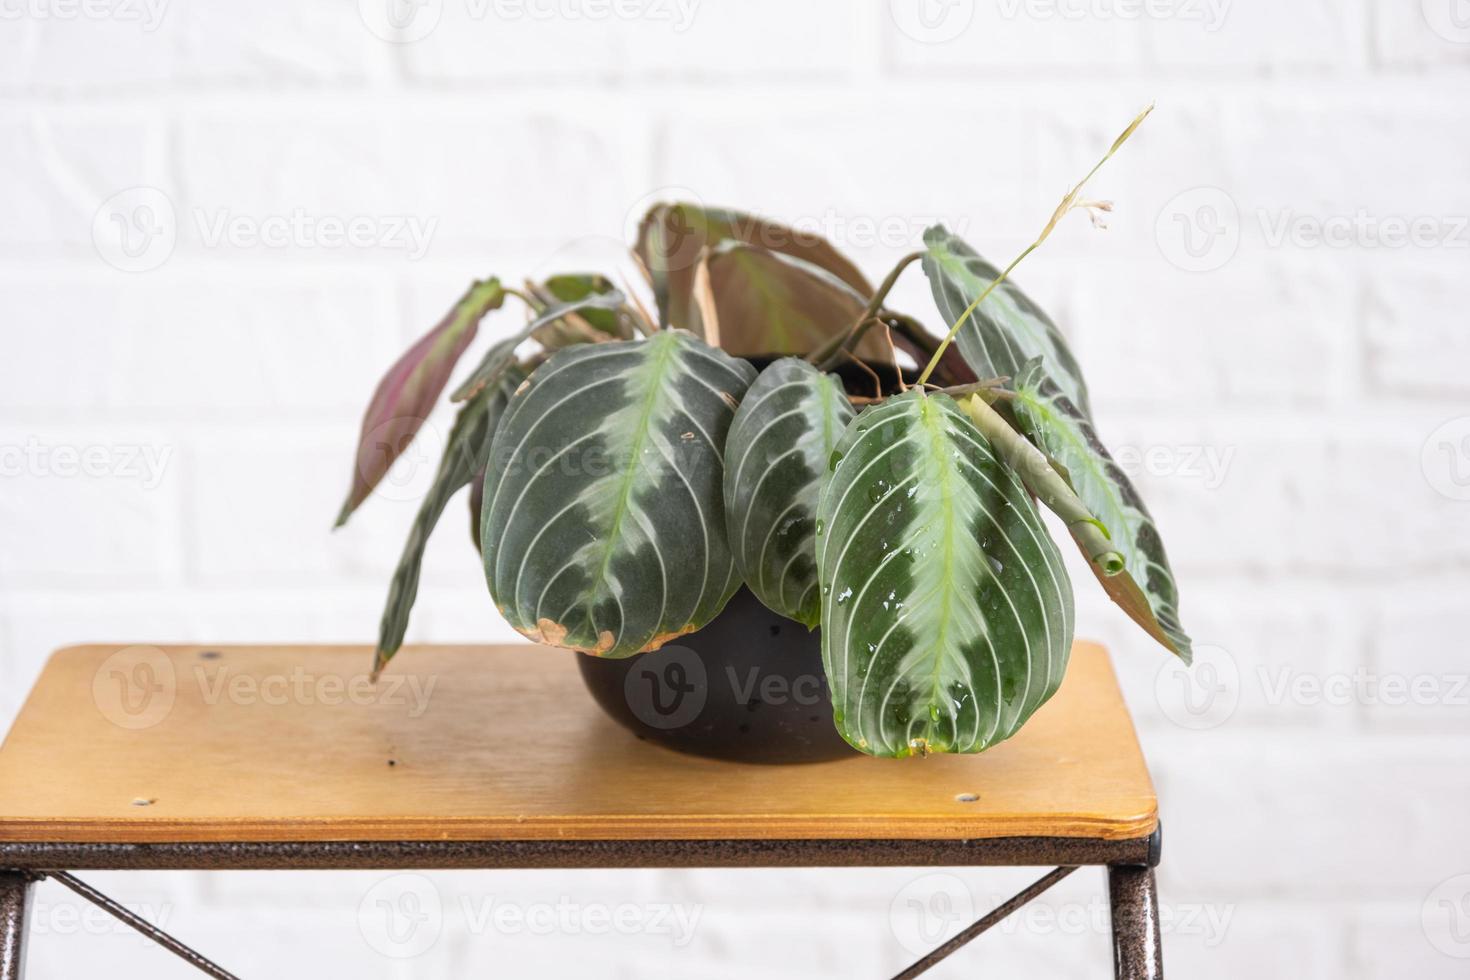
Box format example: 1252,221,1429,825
0,642,1156,844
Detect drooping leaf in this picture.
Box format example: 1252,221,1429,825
921,225,1093,417
724,358,854,628
468,469,487,549
337,278,506,526
816,389,1074,757
696,242,892,361
635,203,871,335
373,366,523,677
529,273,635,346
1008,358,1193,662
451,290,626,403
482,330,756,658
956,391,1124,577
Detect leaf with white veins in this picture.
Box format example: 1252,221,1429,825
921,225,1093,417
482,330,756,657
724,358,854,628
816,390,1074,757
1008,358,1193,662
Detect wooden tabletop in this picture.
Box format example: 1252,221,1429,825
0,642,1156,844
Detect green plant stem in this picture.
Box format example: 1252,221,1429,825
955,392,1124,577
915,104,1154,388
502,286,542,311
933,377,1010,398
807,250,925,368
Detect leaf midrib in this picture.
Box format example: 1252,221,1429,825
591,332,678,593
917,395,958,752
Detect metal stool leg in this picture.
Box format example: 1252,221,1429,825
0,872,36,980
1108,864,1162,979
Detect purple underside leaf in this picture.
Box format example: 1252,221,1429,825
335,277,505,527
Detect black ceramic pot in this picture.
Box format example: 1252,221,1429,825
576,587,855,764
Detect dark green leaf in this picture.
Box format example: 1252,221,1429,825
724,358,854,628
921,225,1092,416
482,330,756,657
373,366,522,677
1009,358,1193,662
816,389,1074,757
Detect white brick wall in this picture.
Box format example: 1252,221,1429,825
3,1,1468,976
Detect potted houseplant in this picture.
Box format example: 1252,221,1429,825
336,106,1191,762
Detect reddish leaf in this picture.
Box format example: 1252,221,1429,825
696,242,892,361
635,203,872,336
335,278,505,527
